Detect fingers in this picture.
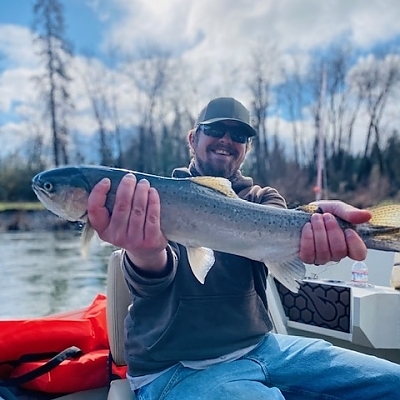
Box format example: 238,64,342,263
299,200,369,265
299,222,315,264
85,174,167,275
345,229,368,260
313,200,371,224
87,178,112,233
143,187,164,243
125,178,151,245
309,214,330,264
107,173,139,243
299,212,359,265
88,173,167,257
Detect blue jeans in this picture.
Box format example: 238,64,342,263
137,334,400,400
136,333,400,400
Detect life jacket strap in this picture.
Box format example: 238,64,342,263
0,346,82,387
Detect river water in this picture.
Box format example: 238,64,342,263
0,230,114,318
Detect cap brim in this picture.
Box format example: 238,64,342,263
198,118,257,137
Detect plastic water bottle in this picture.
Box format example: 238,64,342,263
351,261,369,287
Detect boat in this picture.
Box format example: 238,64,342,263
1,249,400,399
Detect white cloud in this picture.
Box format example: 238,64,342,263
0,68,38,113
97,0,400,60
0,25,38,69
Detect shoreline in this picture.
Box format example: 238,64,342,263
0,209,78,231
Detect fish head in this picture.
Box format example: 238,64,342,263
32,167,91,222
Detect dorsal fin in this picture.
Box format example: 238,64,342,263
368,204,400,227
190,176,238,198
295,204,323,214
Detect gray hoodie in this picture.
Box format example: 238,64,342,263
122,166,287,377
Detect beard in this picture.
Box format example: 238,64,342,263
195,150,240,178
196,157,233,178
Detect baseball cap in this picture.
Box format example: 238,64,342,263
195,97,257,137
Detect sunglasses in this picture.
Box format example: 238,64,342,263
197,123,250,144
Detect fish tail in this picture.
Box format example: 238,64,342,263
360,204,400,252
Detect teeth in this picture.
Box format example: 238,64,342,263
215,149,230,155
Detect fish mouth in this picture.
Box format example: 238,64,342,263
31,172,49,194
31,178,51,203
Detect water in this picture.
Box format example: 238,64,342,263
0,230,115,318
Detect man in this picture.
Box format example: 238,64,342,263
88,97,400,399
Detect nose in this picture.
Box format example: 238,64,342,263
219,131,234,143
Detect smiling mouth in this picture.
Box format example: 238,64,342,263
211,146,236,157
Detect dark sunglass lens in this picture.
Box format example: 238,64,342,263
228,127,248,143
201,126,224,138
230,132,248,143
200,124,248,143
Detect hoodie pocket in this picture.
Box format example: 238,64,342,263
147,291,270,362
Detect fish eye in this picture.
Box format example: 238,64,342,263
43,182,53,192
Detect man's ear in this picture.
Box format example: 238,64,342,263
188,129,195,147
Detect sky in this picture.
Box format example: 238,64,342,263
1,0,400,160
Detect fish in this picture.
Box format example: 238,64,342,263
31,165,400,293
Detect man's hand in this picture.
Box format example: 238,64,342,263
299,200,371,265
87,173,168,274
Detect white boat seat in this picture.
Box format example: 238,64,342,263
108,379,134,400
55,387,109,399
106,250,132,399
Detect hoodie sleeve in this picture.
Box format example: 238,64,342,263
238,185,287,209
121,243,179,298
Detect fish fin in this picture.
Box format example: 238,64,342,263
190,176,238,198
80,222,96,258
186,247,215,284
359,204,400,252
367,204,400,227
264,257,306,293
295,204,323,214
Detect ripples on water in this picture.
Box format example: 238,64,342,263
0,230,116,318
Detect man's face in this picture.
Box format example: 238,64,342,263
190,121,249,178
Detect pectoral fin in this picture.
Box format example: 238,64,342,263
80,221,96,258
264,257,306,293
186,247,215,283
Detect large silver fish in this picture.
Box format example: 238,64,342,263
31,165,400,292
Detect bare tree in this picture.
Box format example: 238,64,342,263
32,0,73,166
122,48,175,173
108,79,124,167
246,44,280,183
79,57,114,165
320,45,361,191
348,54,400,181
279,56,309,167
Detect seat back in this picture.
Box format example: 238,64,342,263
106,250,131,366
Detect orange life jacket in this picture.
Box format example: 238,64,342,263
0,294,127,394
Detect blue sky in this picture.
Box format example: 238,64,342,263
0,0,105,57
1,0,400,159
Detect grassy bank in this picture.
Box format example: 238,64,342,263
0,202,45,212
